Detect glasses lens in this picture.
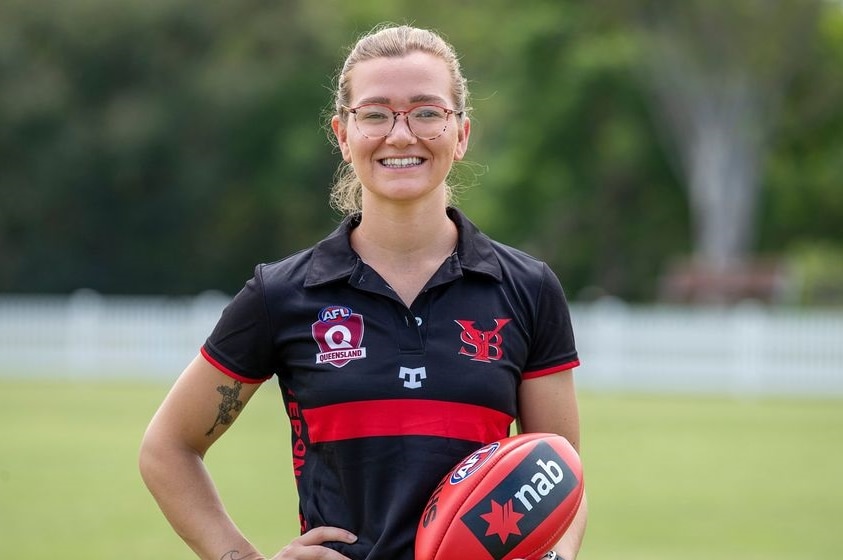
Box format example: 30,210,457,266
409,106,449,139
354,105,394,138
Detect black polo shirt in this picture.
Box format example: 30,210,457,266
202,207,579,560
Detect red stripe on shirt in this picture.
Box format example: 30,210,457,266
302,399,514,444
522,359,580,380
200,346,271,384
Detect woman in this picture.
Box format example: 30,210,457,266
140,24,587,560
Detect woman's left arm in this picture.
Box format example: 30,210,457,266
517,369,588,560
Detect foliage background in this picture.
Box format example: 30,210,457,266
2,0,841,301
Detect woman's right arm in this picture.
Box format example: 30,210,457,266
140,354,358,560
139,354,266,559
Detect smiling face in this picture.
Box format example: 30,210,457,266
332,51,470,210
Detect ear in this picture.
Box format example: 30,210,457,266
453,117,471,161
332,115,352,163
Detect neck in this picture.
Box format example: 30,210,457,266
351,203,456,265
350,203,457,307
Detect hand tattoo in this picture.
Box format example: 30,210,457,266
205,381,244,436
219,550,263,560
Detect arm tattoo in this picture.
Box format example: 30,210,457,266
205,380,244,436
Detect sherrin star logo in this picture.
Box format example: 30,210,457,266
479,498,524,543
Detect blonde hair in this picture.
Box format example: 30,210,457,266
329,24,471,215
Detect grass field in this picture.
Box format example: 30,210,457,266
1,378,841,559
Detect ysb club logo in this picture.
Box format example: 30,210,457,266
455,318,511,362
460,441,579,558
312,306,367,368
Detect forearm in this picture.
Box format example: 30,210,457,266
552,493,588,560
139,439,262,560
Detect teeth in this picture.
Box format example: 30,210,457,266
381,157,423,168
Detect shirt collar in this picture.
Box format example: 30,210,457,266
304,207,502,287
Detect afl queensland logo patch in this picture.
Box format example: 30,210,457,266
450,442,500,485
312,306,367,368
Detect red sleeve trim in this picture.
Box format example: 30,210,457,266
522,359,580,380
200,346,271,384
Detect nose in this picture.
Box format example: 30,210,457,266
386,114,417,144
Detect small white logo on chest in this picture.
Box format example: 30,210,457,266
399,366,427,389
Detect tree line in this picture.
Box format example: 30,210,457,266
1,0,841,303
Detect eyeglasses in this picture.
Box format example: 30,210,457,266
342,103,463,140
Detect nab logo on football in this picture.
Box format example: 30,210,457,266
312,306,367,368
461,441,579,558
450,442,500,485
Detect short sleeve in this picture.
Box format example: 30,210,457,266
522,263,580,379
201,266,275,383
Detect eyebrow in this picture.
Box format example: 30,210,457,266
356,94,449,106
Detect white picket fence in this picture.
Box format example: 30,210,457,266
573,298,843,396
1,292,842,396
0,290,230,380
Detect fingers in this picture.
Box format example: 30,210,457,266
293,526,357,547
272,526,357,559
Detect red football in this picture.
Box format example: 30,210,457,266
415,433,584,560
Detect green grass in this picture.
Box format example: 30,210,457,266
578,394,843,560
1,379,841,559
0,379,298,558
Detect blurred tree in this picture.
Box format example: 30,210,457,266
761,3,843,304
435,3,689,300
0,0,841,303
614,0,822,270
0,0,341,294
